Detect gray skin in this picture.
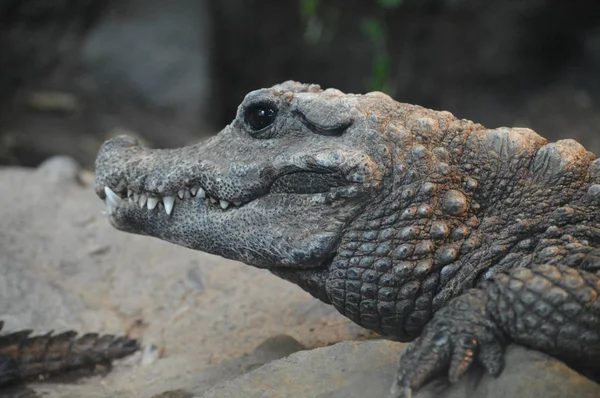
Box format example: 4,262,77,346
94,81,600,397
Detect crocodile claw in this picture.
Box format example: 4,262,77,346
391,290,505,397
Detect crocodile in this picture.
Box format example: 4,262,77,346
94,81,600,396
0,320,138,385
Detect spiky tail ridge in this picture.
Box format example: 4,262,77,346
0,321,139,385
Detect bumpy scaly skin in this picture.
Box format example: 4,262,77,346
394,264,600,395
0,321,139,385
94,81,600,396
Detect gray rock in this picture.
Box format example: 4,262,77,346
150,390,194,398
35,155,81,182
201,340,406,398
184,335,307,397
201,341,600,398
244,335,307,372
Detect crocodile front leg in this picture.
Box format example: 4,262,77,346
392,264,600,397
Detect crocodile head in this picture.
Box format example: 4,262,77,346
94,82,391,271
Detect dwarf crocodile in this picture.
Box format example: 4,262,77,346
94,81,600,396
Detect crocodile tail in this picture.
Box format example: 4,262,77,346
0,320,139,385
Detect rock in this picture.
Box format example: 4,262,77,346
244,335,307,372
35,155,81,183
201,340,406,398
183,335,307,397
201,341,600,398
150,390,194,398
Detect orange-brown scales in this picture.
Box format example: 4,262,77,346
0,321,139,385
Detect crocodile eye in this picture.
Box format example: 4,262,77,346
244,103,277,131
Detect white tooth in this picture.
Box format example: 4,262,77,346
219,200,229,210
104,186,123,208
133,193,140,203
147,197,158,210
177,189,185,199
105,198,115,213
190,186,199,196
127,188,133,198
233,201,242,207
197,187,206,199
210,197,217,204
163,196,175,215
104,186,121,201
139,194,147,208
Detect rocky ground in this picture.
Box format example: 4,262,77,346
1,157,599,398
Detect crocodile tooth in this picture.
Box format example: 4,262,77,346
197,187,206,199
163,196,175,215
147,197,158,210
233,201,242,207
133,193,140,203
219,200,229,210
190,186,199,196
104,186,122,213
210,197,217,204
105,187,122,205
127,188,133,198
177,189,185,199
139,194,147,208
105,198,116,214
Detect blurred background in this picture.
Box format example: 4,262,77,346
0,0,599,168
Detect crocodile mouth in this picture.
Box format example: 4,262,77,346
102,183,245,215
99,170,356,218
